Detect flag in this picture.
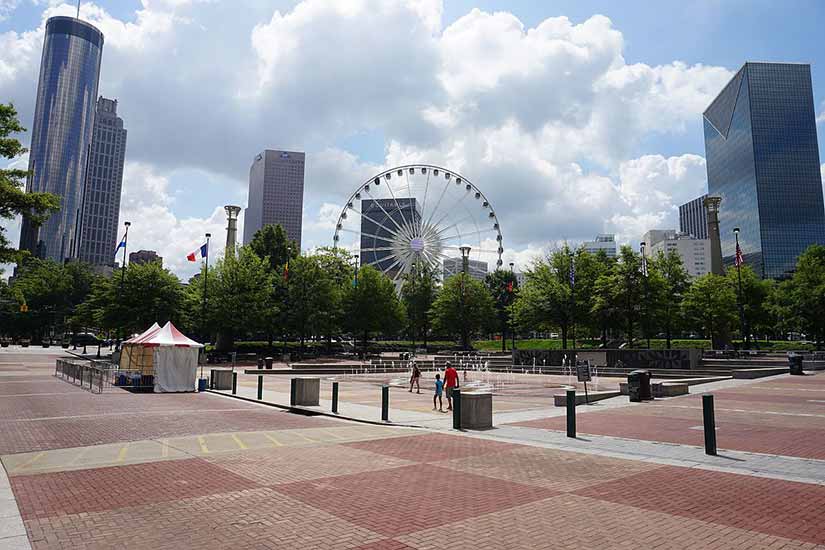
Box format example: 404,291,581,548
641,254,649,277
114,234,127,256
735,242,744,267
569,259,575,287
506,281,514,293
186,242,209,262
283,260,289,282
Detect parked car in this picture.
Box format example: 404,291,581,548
70,333,102,347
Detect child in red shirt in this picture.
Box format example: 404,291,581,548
444,362,459,411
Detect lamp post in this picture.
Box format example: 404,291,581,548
410,261,416,351
733,227,748,348
640,241,650,349
460,246,471,351
569,251,576,363
117,221,130,352
509,261,516,352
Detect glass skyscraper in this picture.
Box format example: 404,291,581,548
78,97,127,267
704,62,825,279
19,16,104,262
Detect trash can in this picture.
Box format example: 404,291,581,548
265,357,274,370
198,378,208,392
257,357,264,369
627,370,652,402
789,353,804,376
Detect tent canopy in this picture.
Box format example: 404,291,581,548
124,322,161,345
140,322,203,348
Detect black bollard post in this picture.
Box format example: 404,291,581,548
332,381,339,414
381,385,389,422
566,389,576,438
452,388,462,430
703,394,717,455
290,378,297,406
257,375,263,400
231,372,237,395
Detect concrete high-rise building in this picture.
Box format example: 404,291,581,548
242,150,305,248
359,198,420,278
19,16,104,262
443,257,488,282
78,97,126,267
679,194,709,240
704,62,825,278
129,250,162,266
582,234,617,258
643,231,711,278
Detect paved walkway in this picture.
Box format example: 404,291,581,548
2,348,825,548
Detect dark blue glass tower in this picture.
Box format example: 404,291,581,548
19,16,104,262
704,62,825,279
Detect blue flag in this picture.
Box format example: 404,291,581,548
200,242,208,258
114,235,126,256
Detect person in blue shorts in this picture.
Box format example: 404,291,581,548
433,373,444,412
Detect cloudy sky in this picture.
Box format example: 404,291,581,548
1,0,824,278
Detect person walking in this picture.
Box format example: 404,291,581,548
444,361,459,411
409,361,421,393
433,373,444,412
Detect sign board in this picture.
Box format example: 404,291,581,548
576,364,591,382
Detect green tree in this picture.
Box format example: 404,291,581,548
343,265,404,353
682,273,737,347
654,250,690,348
785,245,825,348
572,249,612,345
430,273,495,350
513,247,575,348
0,103,60,263
726,264,774,346
401,263,439,349
285,255,339,354
248,224,297,273
313,247,355,351
484,268,518,351
592,246,644,346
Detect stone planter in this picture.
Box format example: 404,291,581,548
460,391,493,429
291,377,320,406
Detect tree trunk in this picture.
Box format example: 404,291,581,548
501,321,506,352
665,319,672,349
561,325,568,350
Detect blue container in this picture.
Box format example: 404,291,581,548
117,374,127,386
197,378,207,392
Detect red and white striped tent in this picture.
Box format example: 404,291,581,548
119,322,202,392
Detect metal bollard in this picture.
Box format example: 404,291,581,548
290,378,297,407
566,390,576,438
703,394,717,455
332,381,339,414
381,385,389,422
231,372,237,395
257,375,263,400
452,388,462,430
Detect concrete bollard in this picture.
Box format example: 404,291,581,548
566,390,576,438
703,394,717,455
257,375,263,400
290,378,297,406
232,372,237,395
381,385,389,422
332,381,339,414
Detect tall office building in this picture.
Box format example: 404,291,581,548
643,231,711,278
359,198,420,278
704,62,825,278
78,97,126,266
242,150,305,248
582,234,617,258
19,16,104,262
442,257,488,282
679,194,708,240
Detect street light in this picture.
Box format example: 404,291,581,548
568,250,576,363
733,227,748,348
410,261,417,351
116,221,131,352
640,241,650,349
509,261,516,352
202,233,211,345
459,246,471,350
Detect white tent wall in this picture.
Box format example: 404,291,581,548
152,347,198,393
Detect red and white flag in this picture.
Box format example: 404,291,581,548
735,242,744,267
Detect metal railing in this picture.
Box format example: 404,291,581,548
54,359,154,394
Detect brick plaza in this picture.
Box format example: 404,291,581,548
1,349,825,549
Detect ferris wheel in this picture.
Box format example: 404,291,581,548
332,164,504,285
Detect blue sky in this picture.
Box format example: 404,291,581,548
1,1,823,276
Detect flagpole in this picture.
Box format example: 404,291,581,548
116,221,130,352
733,227,748,348
640,242,650,349
202,233,211,346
